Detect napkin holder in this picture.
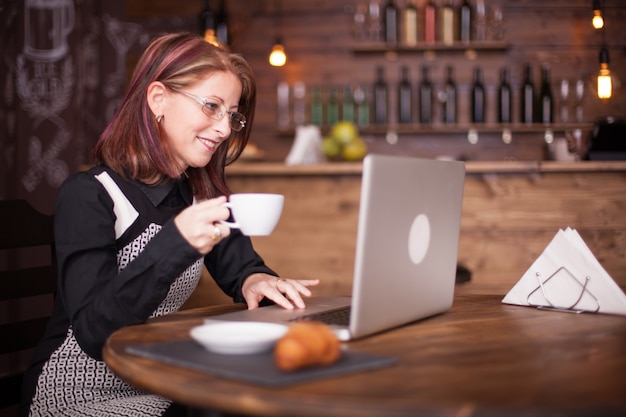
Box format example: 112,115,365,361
502,227,626,316
526,266,600,314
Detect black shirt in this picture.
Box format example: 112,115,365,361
21,166,276,414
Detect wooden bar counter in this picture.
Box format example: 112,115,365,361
196,161,626,305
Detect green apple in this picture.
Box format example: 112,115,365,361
330,121,358,145
342,137,367,161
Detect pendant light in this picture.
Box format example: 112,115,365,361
269,37,287,67
268,0,287,67
595,46,621,101
591,3,620,101
592,0,604,29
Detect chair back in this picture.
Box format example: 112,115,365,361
0,200,57,415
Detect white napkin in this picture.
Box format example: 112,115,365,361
502,227,626,315
285,125,324,166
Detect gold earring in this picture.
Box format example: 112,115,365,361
156,115,163,123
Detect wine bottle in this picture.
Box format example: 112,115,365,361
354,85,370,127
402,0,418,46
374,67,388,125
418,65,433,124
474,0,487,41
440,0,455,45
310,86,323,126
471,66,486,124
384,0,398,45
520,64,535,125
292,82,306,127
442,66,457,125
276,82,290,129
539,65,554,124
342,85,355,123
497,67,512,124
216,0,229,47
326,86,339,126
200,0,218,46
398,66,413,124
423,0,436,44
458,0,472,43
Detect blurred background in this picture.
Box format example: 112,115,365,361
1,0,625,214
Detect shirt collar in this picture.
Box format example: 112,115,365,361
136,177,193,207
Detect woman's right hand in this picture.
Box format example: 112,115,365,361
174,196,230,254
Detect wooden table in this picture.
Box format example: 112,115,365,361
103,289,626,417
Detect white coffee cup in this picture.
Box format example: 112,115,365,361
222,193,284,236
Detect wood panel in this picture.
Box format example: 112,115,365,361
222,167,626,298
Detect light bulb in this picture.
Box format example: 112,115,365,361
204,29,219,47
269,40,287,67
592,12,604,29
592,0,604,29
597,66,612,100
593,47,621,101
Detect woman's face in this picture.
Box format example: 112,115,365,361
161,71,243,173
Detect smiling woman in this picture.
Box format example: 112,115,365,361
19,32,320,417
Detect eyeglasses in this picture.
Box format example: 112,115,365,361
169,87,246,132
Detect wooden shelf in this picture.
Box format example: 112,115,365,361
359,123,592,135
352,41,510,55
277,123,592,139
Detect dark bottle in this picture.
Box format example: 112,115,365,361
458,0,472,43
310,86,323,126
539,65,554,124
398,66,413,124
326,86,339,126
373,66,388,125
418,65,433,124
199,0,217,46
497,67,512,124
384,0,399,45
215,0,229,46
342,85,355,123
520,64,535,125
354,85,370,127
442,66,457,124
423,0,436,44
471,66,486,124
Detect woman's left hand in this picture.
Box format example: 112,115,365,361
242,273,320,310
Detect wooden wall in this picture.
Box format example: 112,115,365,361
126,0,626,163
123,0,626,304
208,165,626,302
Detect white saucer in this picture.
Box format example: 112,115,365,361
190,321,289,355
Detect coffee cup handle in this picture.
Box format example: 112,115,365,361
220,202,240,229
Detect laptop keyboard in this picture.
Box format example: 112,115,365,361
289,307,351,326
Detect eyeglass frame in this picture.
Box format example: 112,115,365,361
168,87,247,132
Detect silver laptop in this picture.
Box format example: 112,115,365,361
210,154,466,341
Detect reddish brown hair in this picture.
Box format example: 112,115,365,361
92,32,256,199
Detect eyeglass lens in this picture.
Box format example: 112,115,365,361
202,104,246,131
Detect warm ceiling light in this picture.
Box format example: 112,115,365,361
592,0,604,29
268,38,287,67
597,47,612,100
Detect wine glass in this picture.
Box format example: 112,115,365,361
559,79,570,123
489,5,504,41
574,79,585,122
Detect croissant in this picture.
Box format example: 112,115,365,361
274,321,341,372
